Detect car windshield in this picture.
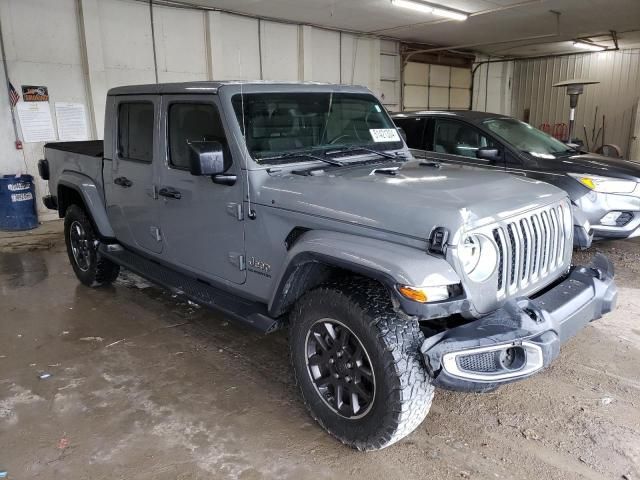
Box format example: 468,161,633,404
231,92,403,164
483,118,576,159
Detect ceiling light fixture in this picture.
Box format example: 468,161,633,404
391,0,468,21
573,40,606,51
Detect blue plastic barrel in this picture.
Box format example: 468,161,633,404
0,174,39,231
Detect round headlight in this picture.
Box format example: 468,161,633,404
459,234,497,282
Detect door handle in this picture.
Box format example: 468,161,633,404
158,186,182,200
114,176,133,187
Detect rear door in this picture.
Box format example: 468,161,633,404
156,95,246,284
106,97,163,254
429,118,505,170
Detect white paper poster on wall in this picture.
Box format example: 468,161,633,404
16,101,56,143
55,102,88,141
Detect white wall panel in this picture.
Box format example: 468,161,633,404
260,21,299,81
341,34,379,96
310,28,340,83
98,0,156,87
209,12,260,80
154,6,208,82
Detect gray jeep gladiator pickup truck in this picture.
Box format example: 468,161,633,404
38,81,617,451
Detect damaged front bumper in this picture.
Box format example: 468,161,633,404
421,253,617,392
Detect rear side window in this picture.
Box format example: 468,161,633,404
168,103,226,170
118,102,154,162
394,117,426,148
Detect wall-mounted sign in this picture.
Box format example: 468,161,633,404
55,102,88,141
21,85,49,102
16,102,56,143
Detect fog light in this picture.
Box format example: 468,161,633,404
600,211,633,226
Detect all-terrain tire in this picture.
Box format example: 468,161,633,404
289,277,434,451
64,204,120,287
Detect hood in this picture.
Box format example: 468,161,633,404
257,160,567,241
532,153,640,180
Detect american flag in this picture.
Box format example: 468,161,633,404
8,82,19,107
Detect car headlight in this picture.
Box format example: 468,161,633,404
459,234,497,282
568,173,637,194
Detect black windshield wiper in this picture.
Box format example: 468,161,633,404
324,145,406,161
258,151,345,166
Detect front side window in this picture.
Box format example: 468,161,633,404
231,92,402,163
118,102,154,162
434,119,495,158
168,103,226,170
483,118,574,159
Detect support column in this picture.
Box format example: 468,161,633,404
77,0,107,139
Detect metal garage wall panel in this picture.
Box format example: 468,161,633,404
512,49,640,158
405,62,429,86
381,54,398,81
381,80,399,107
341,34,379,92
99,0,156,86
380,41,400,111
430,65,450,87
209,12,260,80
310,28,341,83
261,21,299,81
154,6,208,83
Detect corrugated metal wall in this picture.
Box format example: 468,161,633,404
512,49,640,157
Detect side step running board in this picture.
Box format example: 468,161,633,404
99,244,280,334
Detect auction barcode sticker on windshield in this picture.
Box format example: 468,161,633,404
369,128,401,143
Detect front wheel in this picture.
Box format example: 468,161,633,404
289,278,434,450
64,205,120,287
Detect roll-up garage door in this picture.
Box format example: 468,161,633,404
403,62,471,111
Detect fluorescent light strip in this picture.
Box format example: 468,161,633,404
391,0,468,21
573,41,606,51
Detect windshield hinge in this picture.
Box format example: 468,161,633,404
228,252,246,271
227,202,243,220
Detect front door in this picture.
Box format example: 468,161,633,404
157,95,246,285
106,97,163,254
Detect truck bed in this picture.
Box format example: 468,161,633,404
44,140,104,157
44,140,106,203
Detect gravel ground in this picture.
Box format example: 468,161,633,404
0,232,638,479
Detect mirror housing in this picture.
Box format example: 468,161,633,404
188,141,228,176
476,146,502,163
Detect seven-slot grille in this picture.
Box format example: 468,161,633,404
492,203,569,296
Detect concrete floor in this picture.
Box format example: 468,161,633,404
1,225,639,479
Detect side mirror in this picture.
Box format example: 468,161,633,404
476,146,502,163
188,141,228,176
397,126,407,143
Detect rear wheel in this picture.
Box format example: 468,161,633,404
289,277,434,450
64,205,119,287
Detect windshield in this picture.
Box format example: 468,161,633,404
483,118,575,159
231,92,403,164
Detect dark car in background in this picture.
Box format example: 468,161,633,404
392,110,640,243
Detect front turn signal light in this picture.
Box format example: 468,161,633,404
577,177,596,190
398,285,429,303
397,285,451,303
